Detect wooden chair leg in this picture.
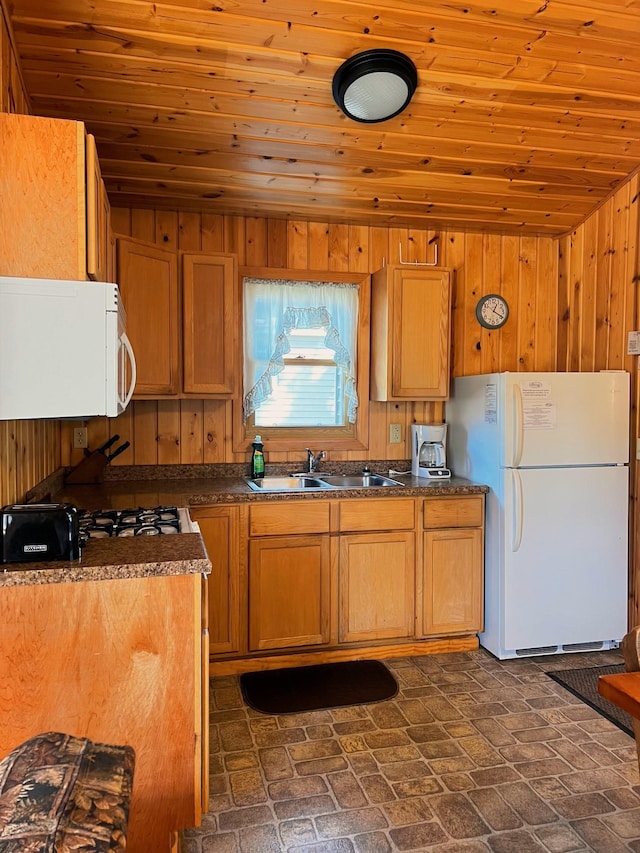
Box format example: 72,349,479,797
621,627,640,772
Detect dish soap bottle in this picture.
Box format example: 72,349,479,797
250,435,265,479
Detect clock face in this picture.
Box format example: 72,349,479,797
476,294,509,329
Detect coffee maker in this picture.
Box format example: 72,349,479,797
411,424,451,479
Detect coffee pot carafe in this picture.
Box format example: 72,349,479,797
411,424,451,479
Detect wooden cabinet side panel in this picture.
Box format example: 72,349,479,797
192,507,241,656
183,253,237,395
0,114,86,279
422,528,484,635
117,237,180,395
339,532,415,643
369,266,391,400
249,536,331,650
0,574,201,852
86,133,104,282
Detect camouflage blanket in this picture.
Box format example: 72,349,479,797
0,732,135,852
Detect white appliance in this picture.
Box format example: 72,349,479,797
446,371,629,660
411,424,451,479
0,276,136,420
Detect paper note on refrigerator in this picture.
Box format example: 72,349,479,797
523,401,557,428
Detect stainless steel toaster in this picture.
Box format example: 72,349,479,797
1,503,81,564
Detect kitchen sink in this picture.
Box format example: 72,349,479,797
244,473,403,492
317,473,402,488
245,476,332,491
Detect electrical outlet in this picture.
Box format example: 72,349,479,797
389,423,402,444
73,427,88,449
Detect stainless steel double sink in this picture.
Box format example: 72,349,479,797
245,473,402,492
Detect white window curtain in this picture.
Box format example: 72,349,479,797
243,277,359,423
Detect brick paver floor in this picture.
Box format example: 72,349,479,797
184,648,640,852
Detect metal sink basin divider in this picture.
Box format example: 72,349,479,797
244,473,402,492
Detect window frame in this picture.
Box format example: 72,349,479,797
233,266,371,453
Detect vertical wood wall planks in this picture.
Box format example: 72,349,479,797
267,219,287,268
157,401,181,465
133,400,159,466
308,222,329,270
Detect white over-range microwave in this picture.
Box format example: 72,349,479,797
0,276,136,420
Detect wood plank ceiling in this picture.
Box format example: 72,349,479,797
7,0,640,236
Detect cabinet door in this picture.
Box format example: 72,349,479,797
339,532,415,643
249,535,331,651
191,507,241,656
371,265,451,401
422,528,483,635
117,237,179,395
182,253,237,395
86,133,112,283
1,113,86,279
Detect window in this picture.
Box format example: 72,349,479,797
237,269,370,452
254,327,345,427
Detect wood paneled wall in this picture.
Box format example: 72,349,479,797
60,211,560,470
0,0,61,506
559,180,640,624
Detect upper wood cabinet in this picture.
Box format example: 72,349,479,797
85,133,114,283
0,113,112,281
370,265,452,401
117,237,180,396
183,253,238,395
116,241,237,399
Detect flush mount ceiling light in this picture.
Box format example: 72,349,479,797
332,49,418,123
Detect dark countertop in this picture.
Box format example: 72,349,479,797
53,472,488,511
3,467,486,585
0,533,210,587
0,533,211,587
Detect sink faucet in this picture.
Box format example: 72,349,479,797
306,448,326,473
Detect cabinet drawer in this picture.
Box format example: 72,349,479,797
338,499,415,532
249,501,330,536
423,496,484,529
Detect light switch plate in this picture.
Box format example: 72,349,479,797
389,423,402,444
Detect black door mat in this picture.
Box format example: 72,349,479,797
546,664,634,738
240,659,398,715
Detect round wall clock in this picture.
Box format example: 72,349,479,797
475,294,509,329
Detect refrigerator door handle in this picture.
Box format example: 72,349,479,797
512,469,524,552
512,383,524,467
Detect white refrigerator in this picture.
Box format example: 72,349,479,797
446,371,630,660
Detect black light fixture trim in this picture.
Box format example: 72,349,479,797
332,49,418,124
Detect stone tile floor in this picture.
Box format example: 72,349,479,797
184,648,640,852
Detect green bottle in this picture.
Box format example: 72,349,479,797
251,435,265,479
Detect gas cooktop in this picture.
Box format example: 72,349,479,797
78,506,191,540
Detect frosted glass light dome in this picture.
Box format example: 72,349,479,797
332,50,418,123
343,72,410,122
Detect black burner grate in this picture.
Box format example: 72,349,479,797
79,506,181,539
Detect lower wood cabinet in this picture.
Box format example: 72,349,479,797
190,506,242,656
339,531,415,643
420,495,485,636
249,534,331,651
196,492,485,667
